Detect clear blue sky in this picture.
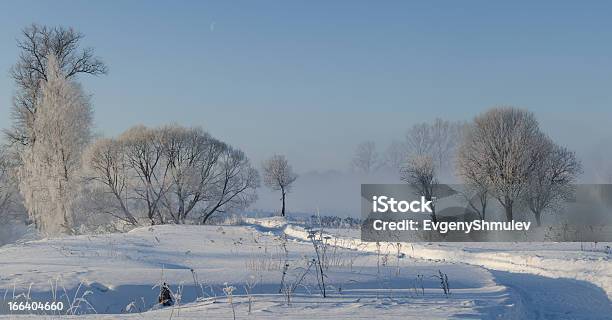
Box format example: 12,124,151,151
1,1,611,172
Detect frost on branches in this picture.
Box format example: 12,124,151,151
84,125,260,226
19,54,92,235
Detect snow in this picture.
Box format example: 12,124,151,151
0,218,610,319
284,224,612,300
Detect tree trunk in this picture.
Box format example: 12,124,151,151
281,190,286,217
504,203,513,221
534,211,542,227
430,201,437,223
479,192,487,220
115,194,137,225
202,212,212,225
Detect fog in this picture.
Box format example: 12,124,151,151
251,131,612,218
253,169,401,218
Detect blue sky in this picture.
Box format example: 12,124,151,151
1,1,611,172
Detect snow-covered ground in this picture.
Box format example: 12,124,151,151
284,224,612,299
0,218,610,319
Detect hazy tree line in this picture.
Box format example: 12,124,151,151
352,109,581,226
352,119,464,176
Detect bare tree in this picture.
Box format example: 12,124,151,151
84,138,138,225
405,123,434,157
7,24,107,147
351,141,379,173
405,119,464,175
160,126,223,224
388,118,462,174
120,126,169,225
400,155,438,223
457,107,548,221
262,155,298,217
460,183,489,220
525,141,581,226
383,140,406,171
85,125,259,226
456,130,490,220
200,147,259,224
157,125,256,224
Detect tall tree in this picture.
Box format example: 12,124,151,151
262,155,298,217
19,54,93,234
7,24,107,147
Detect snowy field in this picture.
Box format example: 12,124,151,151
0,218,610,319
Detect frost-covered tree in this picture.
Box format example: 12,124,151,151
525,140,581,226
7,24,106,147
0,149,26,231
262,155,298,217
85,125,259,225
400,155,438,222
0,150,17,217
351,141,379,173
160,127,259,224
457,107,548,221
19,54,93,234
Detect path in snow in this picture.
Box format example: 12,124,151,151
491,271,612,320
281,222,612,319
